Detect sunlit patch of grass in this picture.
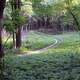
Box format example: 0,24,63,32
22,31,55,50
58,41,80,49
56,32,80,49
20,47,30,53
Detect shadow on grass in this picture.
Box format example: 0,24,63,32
4,48,80,80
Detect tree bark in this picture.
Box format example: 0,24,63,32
12,0,22,49
16,27,21,48
0,27,3,58
0,0,6,79
0,0,6,58
13,32,15,48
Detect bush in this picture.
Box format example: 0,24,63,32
4,41,13,49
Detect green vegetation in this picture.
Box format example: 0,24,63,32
5,51,80,80
57,32,80,49
4,32,80,80
0,0,80,80
3,31,55,50
22,31,55,50
3,36,13,49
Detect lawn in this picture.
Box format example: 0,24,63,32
3,31,55,51
4,31,80,80
22,31,55,50
58,32,80,48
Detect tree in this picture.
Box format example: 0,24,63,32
4,0,26,49
52,0,80,31
0,0,6,58
10,0,22,49
11,0,26,49
30,0,55,30
0,0,6,79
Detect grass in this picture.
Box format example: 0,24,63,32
3,31,55,51
56,32,80,49
4,51,80,80
22,31,55,50
4,31,80,80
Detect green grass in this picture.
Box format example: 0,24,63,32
3,31,55,50
4,51,80,80
4,31,80,80
56,32,80,49
22,31,55,50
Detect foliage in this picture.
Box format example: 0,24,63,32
3,0,80,79
4,0,27,33
57,32,80,49
4,50,80,80
4,19,15,33
52,0,80,30
4,41,13,49
4,10,26,33
4,32,80,80
11,9,26,28
28,0,54,16
23,31,55,50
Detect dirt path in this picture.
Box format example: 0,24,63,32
18,36,63,56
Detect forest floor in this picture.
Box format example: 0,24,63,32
4,31,80,80
18,31,63,56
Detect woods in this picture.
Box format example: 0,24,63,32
1,0,80,51
0,0,80,80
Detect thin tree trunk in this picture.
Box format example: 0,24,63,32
0,27,3,58
16,27,21,48
13,32,15,48
0,0,6,57
0,1,6,79
68,9,80,31
14,0,22,49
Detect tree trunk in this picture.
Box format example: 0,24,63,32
14,0,22,49
16,27,21,48
13,32,15,48
0,0,6,58
0,27,3,58
0,0,6,79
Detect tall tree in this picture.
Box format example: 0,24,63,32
4,0,26,50
31,0,54,29
0,0,6,58
52,0,80,31
0,0,6,79
11,0,22,49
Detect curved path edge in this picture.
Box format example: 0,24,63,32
18,37,63,57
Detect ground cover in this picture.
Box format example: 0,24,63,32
22,31,55,50
4,31,80,80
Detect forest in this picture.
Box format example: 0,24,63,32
0,0,80,80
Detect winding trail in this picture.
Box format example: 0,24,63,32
18,35,63,56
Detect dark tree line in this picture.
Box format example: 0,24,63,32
26,15,76,34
